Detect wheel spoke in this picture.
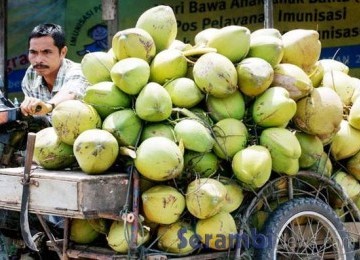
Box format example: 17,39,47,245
275,214,345,259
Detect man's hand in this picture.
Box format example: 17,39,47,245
20,97,53,116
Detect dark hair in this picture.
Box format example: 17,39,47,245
28,23,66,52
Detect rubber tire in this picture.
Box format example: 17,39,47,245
256,197,354,260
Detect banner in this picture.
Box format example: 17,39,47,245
5,0,360,96
65,1,105,61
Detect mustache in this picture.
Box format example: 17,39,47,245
33,64,49,69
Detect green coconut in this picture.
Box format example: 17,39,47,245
140,123,176,142
260,127,301,175
308,151,333,177
174,119,215,153
134,137,184,181
330,120,360,161
301,153,332,187
88,218,109,234
107,220,150,253
186,178,227,219
168,39,193,51
293,87,343,142
236,57,274,97
248,29,284,67
70,219,100,244
52,100,102,145
219,176,244,213
102,109,142,146
351,77,360,103
194,28,219,47
107,47,116,59
295,131,324,168
306,61,324,88
193,52,238,98
83,81,131,119
33,127,75,170
205,25,251,63
157,221,197,254
347,150,360,181
332,171,360,208
135,5,177,52
250,28,282,39
271,63,313,101
318,59,349,74
150,49,188,85
184,151,219,177
321,70,356,106
195,211,237,250
212,118,249,159
81,51,116,85
112,27,156,62
135,82,173,122
73,129,119,174
252,86,297,127
232,145,272,188
348,96,360,130
164,77,204,108
206,90,245,122
110,57,150,95
142,185,186,224
281,29,321,72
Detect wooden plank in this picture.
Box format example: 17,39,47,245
101,0,118,51
0,173,78,210
0,166,128,182
101,0,116,20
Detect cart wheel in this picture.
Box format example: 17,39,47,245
256,197,353,260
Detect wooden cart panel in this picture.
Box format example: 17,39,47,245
0,167,129,219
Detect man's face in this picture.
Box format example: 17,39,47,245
28,36,67,77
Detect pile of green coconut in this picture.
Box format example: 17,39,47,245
32,5,360,255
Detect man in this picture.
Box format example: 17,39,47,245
20,22,89,232
20,23,89,117
1,23,89,259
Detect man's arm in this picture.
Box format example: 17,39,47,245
20,88,78,116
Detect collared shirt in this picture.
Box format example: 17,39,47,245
21,58,89,101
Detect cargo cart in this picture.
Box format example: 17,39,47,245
1,160,360,260
1,76,360,260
